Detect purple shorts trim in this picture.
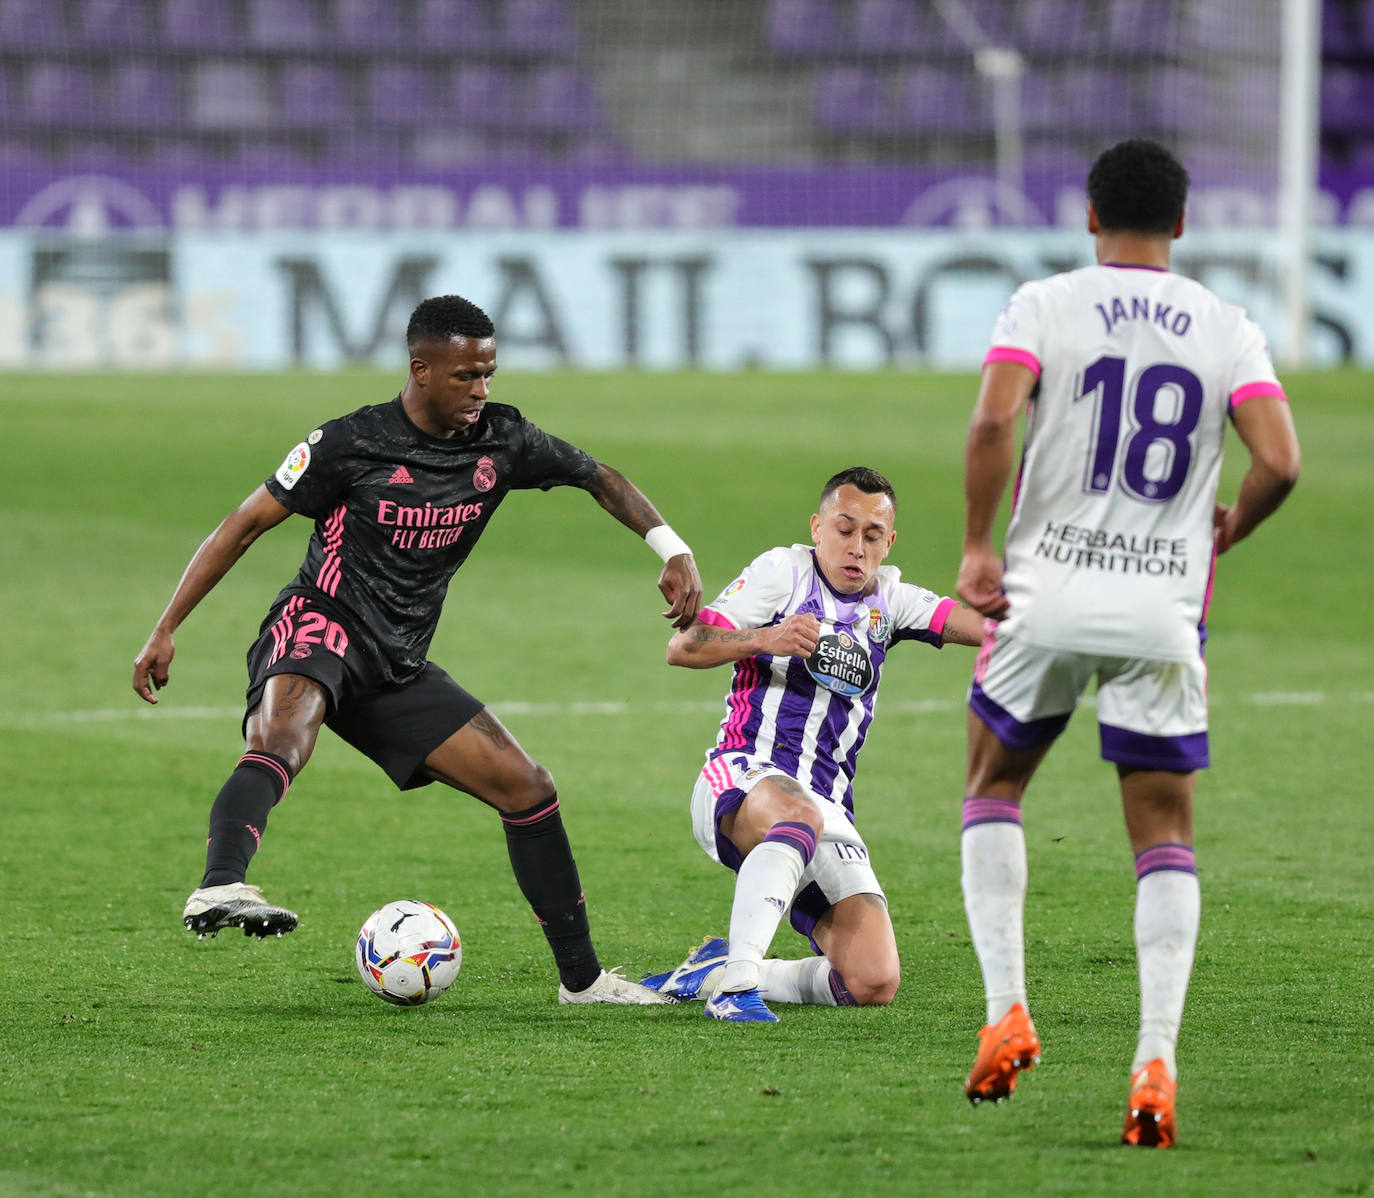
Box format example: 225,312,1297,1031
712,788,748,872
1100,722,1209,771
788,881,830,952
969,681,1073,751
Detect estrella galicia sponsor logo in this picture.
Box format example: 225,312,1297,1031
805,631,875,697
275,442,311,490
473,455,497,492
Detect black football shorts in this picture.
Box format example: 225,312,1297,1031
244,595,483,790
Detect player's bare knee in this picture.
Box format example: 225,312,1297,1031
844,969,900,1007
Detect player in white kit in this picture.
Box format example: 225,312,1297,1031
956,140,1301,1145
641,468,984,1022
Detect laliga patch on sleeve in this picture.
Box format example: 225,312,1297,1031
712,573,749,607
275,442,311,490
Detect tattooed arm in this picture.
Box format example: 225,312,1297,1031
667,613,821,669
581,460,702,629
939,601,986,648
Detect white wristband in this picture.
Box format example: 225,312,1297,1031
645,524,693,562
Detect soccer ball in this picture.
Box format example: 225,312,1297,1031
355,900,462,1006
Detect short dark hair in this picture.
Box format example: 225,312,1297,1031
406,294,495,351
819,466,897,517
1087,139,1189,235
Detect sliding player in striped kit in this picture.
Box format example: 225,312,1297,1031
956,140,1301,1144
643,467,984,1022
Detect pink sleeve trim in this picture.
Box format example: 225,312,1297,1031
984,346,1041,378
929,597,957,639
697,608,738,630
1229,380,1287,409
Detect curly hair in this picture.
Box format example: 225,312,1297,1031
1087,139,1189,235
406,294,495,350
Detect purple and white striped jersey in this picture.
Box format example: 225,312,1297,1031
697,544,956,814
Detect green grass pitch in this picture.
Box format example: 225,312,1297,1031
1,368,1370,1197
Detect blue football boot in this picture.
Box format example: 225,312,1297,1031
704,987,778,1023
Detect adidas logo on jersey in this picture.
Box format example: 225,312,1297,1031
389,466,414,484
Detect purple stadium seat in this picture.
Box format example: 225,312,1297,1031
0,136,51,167
1017,0,1097,51
246,0,323,48
767,0,843,57
108,62,180,129
1227,72,1278,134
334,0,402,49
367,64,436,125
1179,1,1273,56
0,0,67,48
1143,68,1217,133
499,0,579,56
228,142,313,172
1355,0,1374,51
409,128,488,166
1058,67,1133,130
898,67,988,133
852,0,943,56
162,0,239,49
1348,137,1374,169
525,65,602,132
74,0,154,49
147,140,224,172
280,62,353,128
1322,65,1374,132
415,0,490,51
814,68,892,135
190,61,276,128
1322,1,1351,53
447,65,519,130
62,140,130,169
1104,0,1177,53
23,63,97,126
1017,72,1058,131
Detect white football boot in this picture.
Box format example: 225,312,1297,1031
558,967,670,1005
183,882,299,939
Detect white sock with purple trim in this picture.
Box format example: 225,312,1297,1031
756,956,838,1005
961,797,1028,1025
1132,843,1200,1080
718,822,817,994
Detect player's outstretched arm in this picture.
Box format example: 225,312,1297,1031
580,460,703,629
667,613,821,669
132,485,293,704
958,361,1036,619
939,601,986,647
1214,395,1301,555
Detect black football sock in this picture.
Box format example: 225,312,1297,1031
499,793,602,992
200,752,294,887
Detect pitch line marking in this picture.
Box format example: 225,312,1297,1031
6,690,1371,729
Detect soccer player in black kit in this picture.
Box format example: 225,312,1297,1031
132,295,702,1005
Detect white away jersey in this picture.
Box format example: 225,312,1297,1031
986,263,1286,661
698,545,955,814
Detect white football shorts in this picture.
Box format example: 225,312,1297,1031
969,625,1210,771
690,752,886,941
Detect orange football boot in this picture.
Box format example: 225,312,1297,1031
965,1002,1042,1104
1121,1059,1178,1148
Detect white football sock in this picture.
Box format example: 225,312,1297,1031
1133,868,1200,1079
756,955,838,1005
961,820,1028,1025
718,839,808,993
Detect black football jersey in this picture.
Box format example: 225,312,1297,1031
262,396,597,684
